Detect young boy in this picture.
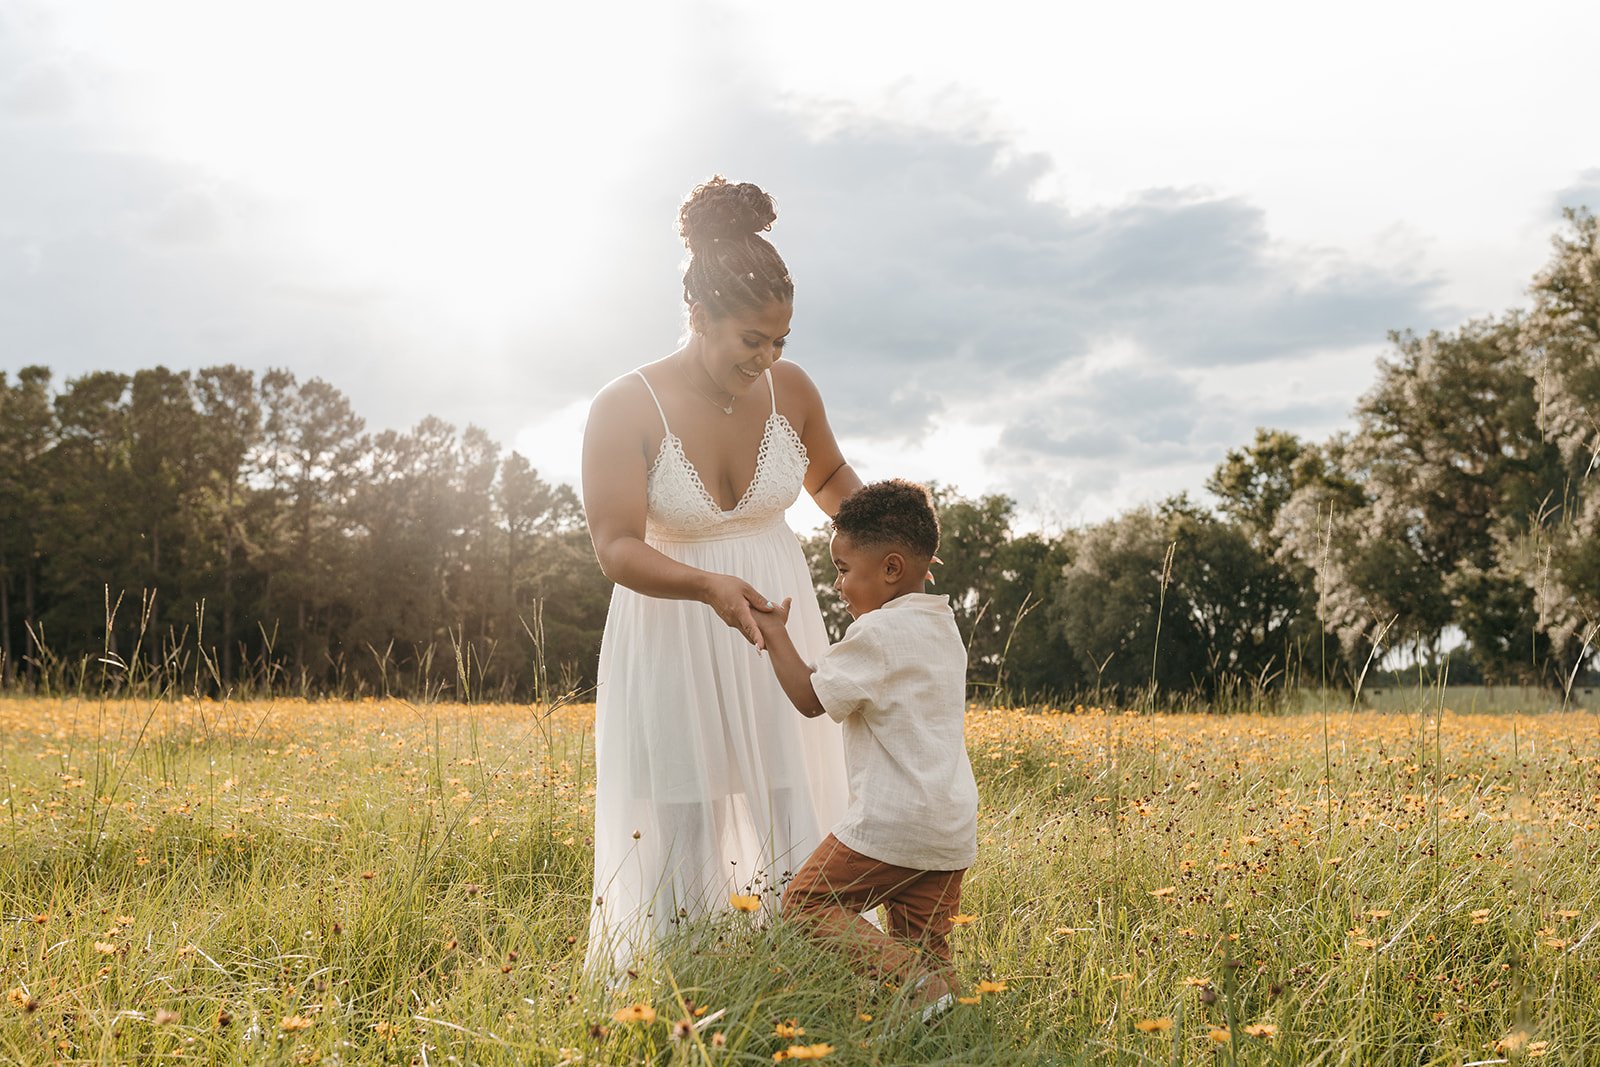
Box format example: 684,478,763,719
753,479,978,1013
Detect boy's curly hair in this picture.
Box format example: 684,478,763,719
831,479,940,558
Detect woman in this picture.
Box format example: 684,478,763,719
581,177,862,972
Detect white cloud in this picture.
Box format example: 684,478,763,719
511,397,590,493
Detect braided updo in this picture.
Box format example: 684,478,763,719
678,176,795,320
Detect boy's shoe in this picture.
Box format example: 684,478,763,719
919,992,956,1025
902,971,958,1026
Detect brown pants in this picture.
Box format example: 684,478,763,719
780,834,966,987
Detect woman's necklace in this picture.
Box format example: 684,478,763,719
677,353,735,415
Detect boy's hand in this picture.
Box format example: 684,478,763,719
703,573,778,649
753,598,793,640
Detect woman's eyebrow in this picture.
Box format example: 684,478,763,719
741,328,791,340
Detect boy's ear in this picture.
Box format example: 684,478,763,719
881,551,905,582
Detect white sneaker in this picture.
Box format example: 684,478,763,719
919,992,955,1025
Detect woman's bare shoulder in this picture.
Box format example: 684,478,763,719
589,366,664,428
772,360,824,410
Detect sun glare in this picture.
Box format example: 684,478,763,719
51,2,690,327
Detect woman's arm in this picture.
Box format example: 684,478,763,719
781,363,863,518
582,376,773,647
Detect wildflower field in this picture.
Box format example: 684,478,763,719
1,696,1597,1065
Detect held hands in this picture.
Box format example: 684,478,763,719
752,597,793,649
703,573,779,650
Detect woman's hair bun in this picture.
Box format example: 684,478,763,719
678,176,778,250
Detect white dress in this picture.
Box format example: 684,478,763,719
584,368,849,974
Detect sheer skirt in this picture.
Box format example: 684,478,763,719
584,520,848,973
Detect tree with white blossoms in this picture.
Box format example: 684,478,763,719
1274,313,1569,685
1517,208,1600,667
1271,210,1599,685
1379,315,1562,674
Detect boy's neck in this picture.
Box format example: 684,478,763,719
882,576,929,605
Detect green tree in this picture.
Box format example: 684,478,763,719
1208,429,1348,688
1360,318,1563,681
125,368,206,626
499,454,606,691
37,371,135,664
990,531,1078,699
1055,506,1203,701
1275,434,1394,682
1056,499,1309,705
1162,498,1306,698
454,425,504,651
257,371,367,684
1207,428,1311,549
927,488,1019,690
0,367,55,682
191,365,264,685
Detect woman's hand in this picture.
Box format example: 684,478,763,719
702,573,777,649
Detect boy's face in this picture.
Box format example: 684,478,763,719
830,531,898,619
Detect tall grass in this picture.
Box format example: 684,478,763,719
0,590,585,706
2,690,1596,1064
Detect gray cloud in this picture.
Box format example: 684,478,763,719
999,364,1200,460
639,99,1453,441
975,345,1370,520
980,364,1204,523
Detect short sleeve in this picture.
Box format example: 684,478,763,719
810,622,887,723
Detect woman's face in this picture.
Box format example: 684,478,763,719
692,299,792,397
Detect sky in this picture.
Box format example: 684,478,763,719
4,0,1599,533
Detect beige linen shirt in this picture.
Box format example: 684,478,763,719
809,592,978,871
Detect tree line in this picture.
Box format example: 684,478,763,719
815,211,1600,703
0,365,607,698
2,211,1596,703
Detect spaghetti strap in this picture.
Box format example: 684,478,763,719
765,368,777,414
635,371,671,435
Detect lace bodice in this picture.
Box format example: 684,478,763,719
638,370,809,542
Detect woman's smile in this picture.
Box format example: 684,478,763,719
689,298,791,395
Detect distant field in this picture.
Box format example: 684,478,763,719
1283,685,1595,716
1,696,1596,1064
